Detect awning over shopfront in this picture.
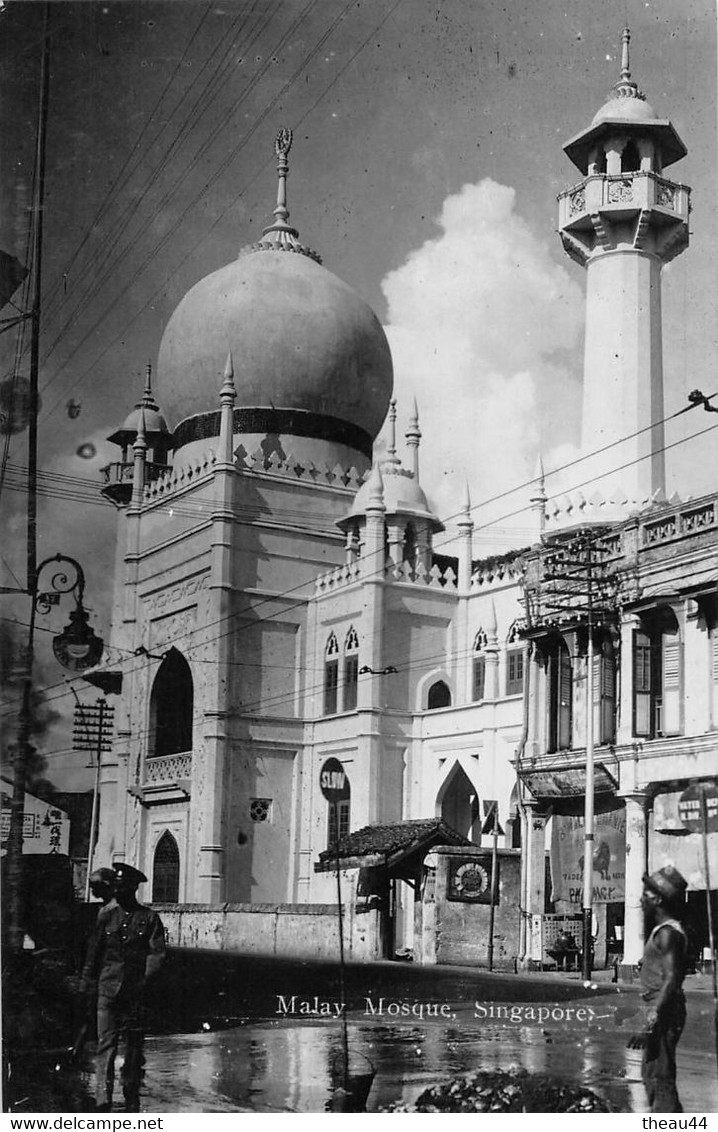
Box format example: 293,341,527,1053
314,818,469,880
519,761,618,800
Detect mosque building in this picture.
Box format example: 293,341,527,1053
89,31,717,972
91,126,527,960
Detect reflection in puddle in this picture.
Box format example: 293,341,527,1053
141,1017,638,1113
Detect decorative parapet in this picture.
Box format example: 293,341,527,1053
386,559,457,590
470,549,525,589
143,450,216,502
640,498,717,548
558,172,691,229
235,445,364,490
314,557,459,595
143,751,192,786
315,561,361,594
139,445,366,507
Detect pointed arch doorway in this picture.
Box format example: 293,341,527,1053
437,762,481,843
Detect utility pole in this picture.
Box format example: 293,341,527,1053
72,698,114,898
532,528,616,981
6,2,50,956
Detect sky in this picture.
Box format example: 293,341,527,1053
0,0,716,791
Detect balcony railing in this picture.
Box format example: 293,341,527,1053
558,172,691,229
143,751,192,787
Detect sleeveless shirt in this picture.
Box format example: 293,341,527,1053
640,918,686,1003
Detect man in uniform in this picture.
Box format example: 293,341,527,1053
628,864,688,1113
88,867,116,906
81,863,166,1112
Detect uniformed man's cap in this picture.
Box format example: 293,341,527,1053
89,867,116,886
112,862,147,887
643,865,688,904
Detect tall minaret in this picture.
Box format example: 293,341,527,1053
558,28,690,506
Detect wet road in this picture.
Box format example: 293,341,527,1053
88,975,718,1113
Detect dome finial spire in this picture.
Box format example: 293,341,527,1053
273,127,292,227
261,128,303,250
383,397,401,467
620,27,631,82
136,362,160,414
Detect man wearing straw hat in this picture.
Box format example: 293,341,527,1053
628,864,688,1113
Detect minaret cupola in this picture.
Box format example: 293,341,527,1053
339,399,443,572
101,363,172,507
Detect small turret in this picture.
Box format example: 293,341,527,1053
101,364,172,507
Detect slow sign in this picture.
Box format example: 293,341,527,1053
678,781,718,834
319,757,350,804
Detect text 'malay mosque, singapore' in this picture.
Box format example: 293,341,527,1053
88,28,718,975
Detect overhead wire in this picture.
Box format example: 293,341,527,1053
4,410,717,721
37,0,279,364
39,0,403,419
38,0,326,407
36,1,218,328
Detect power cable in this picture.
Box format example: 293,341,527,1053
4,413,717,718
39,0,404,419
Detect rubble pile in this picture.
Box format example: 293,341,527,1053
385,1067,613,1113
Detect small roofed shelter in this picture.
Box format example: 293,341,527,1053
316,818,470,959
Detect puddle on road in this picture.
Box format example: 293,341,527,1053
141,1017,639,1113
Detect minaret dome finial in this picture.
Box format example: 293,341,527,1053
620,27,631,81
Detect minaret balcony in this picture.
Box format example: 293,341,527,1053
558,171,690,233
100,460,170,507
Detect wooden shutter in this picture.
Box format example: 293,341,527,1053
557,643,572,749
593,641,616,744
661,629,681,735
633,630,652,737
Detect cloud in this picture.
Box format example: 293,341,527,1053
379,178,583,554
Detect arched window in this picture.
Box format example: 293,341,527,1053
403,523,417,568
327,773,351,849
343,626,359,711
506,621,525,696
152,831,180,903
472,629,488,702
621,139,640,173
324,632,340,715
149,649,193,758
427,680,452,710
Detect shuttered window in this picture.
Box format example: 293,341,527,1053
633,619,681,738
593,638,616,744
548,640,572,752
506,649,525,695
661,629,681,735
473,656,486,702
633,630,653,737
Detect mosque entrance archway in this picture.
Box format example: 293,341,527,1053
436,762,480,842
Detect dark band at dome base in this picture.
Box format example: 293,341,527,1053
173,407,374,460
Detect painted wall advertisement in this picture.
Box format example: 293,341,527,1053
0,787,70,856
550,806,626,905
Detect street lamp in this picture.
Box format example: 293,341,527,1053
36,553,104,671
6,552,103,955
52,604,104,670
358,665,398,676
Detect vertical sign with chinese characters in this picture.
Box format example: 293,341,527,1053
0,784,69,855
